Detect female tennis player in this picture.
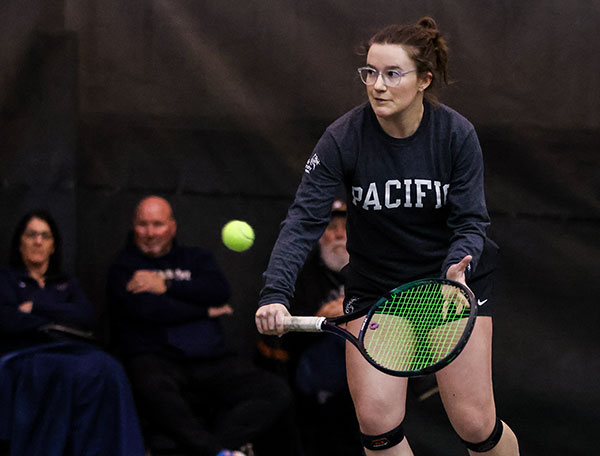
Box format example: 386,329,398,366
256,17,519,456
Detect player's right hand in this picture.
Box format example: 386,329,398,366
255,303,290,336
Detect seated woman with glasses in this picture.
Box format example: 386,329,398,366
0,210,146,456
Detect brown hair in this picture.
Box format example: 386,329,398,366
366,17,449,103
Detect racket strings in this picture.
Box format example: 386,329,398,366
363,281,469,372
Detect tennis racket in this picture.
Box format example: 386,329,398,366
283,278,476,376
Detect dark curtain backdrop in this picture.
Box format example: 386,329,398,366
1,1,599,455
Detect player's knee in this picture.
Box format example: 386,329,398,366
354,397,406,433
361,422,405,451
450,401,496,442
459,417,504,452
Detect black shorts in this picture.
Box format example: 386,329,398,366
466,238,499,317
466,264,494,317
343,239,499,318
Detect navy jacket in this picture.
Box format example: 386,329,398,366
0,266,95,354
107,236,231,359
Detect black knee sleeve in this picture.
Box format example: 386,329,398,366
461,418,503,452
360,423,405,451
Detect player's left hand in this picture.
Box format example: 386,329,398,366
445,255,472,286
442,255,473,319
126,270,167,295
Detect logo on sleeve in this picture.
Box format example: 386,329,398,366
304,153,321,174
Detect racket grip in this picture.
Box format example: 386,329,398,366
283,316,325,332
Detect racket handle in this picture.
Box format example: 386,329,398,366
283,316,325,332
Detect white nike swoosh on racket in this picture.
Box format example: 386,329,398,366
477,299,488,306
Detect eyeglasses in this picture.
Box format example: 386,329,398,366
357,67,417,87
23,230,53,241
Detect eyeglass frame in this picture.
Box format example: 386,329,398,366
357,66,418,87
23,230,54,241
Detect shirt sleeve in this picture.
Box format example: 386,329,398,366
441,129,490,278
259,132,345,308
31,277,97,329
0,271,49,334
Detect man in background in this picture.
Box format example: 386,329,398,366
108,195,292,456
258,200,363,456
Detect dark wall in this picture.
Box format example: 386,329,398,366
1,1,599,454
61,1,600,130
0,31,78,272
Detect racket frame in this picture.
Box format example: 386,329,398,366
360,278,477,377
283,278,477,377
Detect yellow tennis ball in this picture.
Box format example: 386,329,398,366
221,220,255,252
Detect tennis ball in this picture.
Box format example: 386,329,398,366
221,220,255,252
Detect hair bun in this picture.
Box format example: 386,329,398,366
418,16,442,46
417,16,438,31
